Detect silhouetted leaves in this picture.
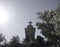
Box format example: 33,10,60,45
9,36,21,47
36,4,60,47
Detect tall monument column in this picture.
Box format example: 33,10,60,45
25,21,35,42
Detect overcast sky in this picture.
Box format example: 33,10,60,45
0,0,60,42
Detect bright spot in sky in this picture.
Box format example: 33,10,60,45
0,7,9,26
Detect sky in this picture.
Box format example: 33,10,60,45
0,0,60,42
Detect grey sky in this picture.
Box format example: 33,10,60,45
0,0,60,42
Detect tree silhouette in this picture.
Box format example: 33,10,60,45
0,33,5,43
36,4,60,47
9,36,21,47
0,33,6,47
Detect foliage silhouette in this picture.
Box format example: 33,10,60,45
9,36,21,47
36,4,60,47
0,34,5,43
